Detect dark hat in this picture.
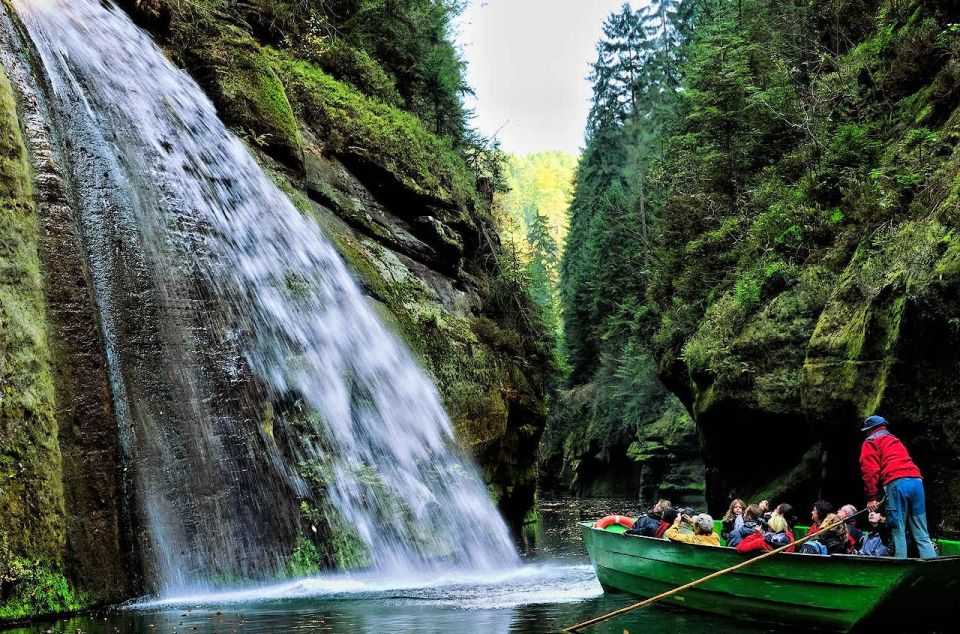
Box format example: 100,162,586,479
861,415,888,433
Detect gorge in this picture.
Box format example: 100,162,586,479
3,0,960,630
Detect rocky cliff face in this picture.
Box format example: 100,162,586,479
0,0,547,619
649,0,960,532
0,23,133,616
539,351,705,507
111,3,548,522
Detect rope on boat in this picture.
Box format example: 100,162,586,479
561,503,879,633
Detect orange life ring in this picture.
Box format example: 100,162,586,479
593,515,636,530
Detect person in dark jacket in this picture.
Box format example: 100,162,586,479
625,499,672,537
656,508,679,538
859,415,938,559
735,514,795,554
860,510,893,557
725,504,762,548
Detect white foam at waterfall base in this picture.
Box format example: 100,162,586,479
12,0,520,593
134,564,603,611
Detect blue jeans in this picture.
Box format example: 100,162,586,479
885,477,938,559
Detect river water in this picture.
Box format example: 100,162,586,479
5,499,787,634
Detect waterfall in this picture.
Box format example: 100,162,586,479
10,0,518,594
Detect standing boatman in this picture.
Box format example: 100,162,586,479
859,415,938,559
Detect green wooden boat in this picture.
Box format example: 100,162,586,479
580,520,960,631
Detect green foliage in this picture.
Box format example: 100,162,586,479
285,536,323,577
495,152,577,358
0,557,86,621
561,0,691,381
558,0,960,513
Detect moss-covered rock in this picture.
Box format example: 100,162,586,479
295,170,546,523
270,49,475,210
641,2,960,534
175,24,303,166
0,65,91,621
540,347,704,506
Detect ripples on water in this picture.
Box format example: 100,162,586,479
5,499,789,633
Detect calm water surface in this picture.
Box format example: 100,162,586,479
7,499,785,633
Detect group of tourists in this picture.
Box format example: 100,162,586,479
623,415,939,559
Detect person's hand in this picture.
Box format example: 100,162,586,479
673,514,682,527
867,500,879,512
755,525,764,533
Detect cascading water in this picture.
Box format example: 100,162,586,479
9,0,518,594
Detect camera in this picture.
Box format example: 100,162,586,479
677,507,695,520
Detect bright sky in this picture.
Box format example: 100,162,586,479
458,0,641,156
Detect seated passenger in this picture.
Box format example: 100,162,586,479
721,499,745,543
725,504,762,548
800,513,853,555
808,500,834,534
625,499,672,537
860,511,892,557
656,507,679,538
837,504,863,550
771,502,797,528
735,515,795,554
664,512,721,546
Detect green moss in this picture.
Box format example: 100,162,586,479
268,48,474,207
0,68,70,620
176,22,302,163
292,35,403,107
0,559,87,621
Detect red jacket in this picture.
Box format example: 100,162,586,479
735,530,795,554
859,429,922,500
655,521,670,539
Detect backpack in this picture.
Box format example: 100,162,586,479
625,514,661,537
799,540,828,555
765,531,793,550
860,533,890,557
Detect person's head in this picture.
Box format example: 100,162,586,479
723,499,745,521
868,511,884,526
861,414,888,435
774,503,796,526
653,499,672,514
822,513,848,540
812,500,833,523
662,507,679,524
693,514,715,536
838,504,857,521
744,504,762,521
767,514,788,534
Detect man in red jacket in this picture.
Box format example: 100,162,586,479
859,415,938,559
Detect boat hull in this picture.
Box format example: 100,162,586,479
580,522,960,631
